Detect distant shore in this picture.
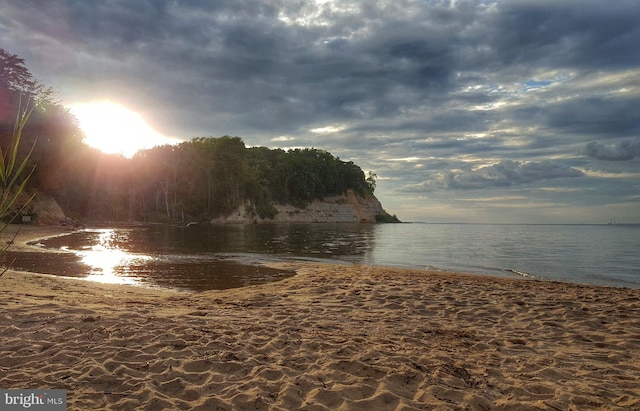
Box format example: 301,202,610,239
1,225,639,410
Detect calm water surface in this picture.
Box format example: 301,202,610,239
12,223,640,291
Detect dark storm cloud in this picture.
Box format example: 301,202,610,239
585,138,640,161
544,96,640,136
1,0,639,221
488,0,640,70
402,160,584,191
4,0,638,137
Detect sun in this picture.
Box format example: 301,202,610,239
68,100,179,157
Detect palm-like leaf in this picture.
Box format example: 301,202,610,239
0,97,37,258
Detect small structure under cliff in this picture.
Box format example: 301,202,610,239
211,190,399,224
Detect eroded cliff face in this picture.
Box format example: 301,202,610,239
211,190,394,224
14,190,394,225
14,191,66,225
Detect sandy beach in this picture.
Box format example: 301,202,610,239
1,226,639,410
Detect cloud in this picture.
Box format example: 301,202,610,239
585,138,640,161
488,0,640,71
403,160,584,191
4,0,639,140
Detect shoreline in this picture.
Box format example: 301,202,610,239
1,225,639,410
4,223,636,292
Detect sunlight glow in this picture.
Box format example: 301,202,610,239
68,100,180,157
76,229,150,285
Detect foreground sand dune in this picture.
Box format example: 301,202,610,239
1,226,639,410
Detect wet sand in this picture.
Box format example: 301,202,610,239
1,225,639,410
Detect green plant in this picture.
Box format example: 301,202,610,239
0,98,37,276
375,212,401,223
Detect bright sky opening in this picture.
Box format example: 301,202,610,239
69,101,178,157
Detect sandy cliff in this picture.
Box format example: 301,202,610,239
15,190,395,225
212,189,396,224
12,191,66,225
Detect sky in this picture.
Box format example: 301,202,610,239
1,0,639,223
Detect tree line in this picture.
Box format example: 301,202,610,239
1,48,380,223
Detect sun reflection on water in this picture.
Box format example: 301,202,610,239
76,229,151,285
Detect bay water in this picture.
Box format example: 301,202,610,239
15,223,640,291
